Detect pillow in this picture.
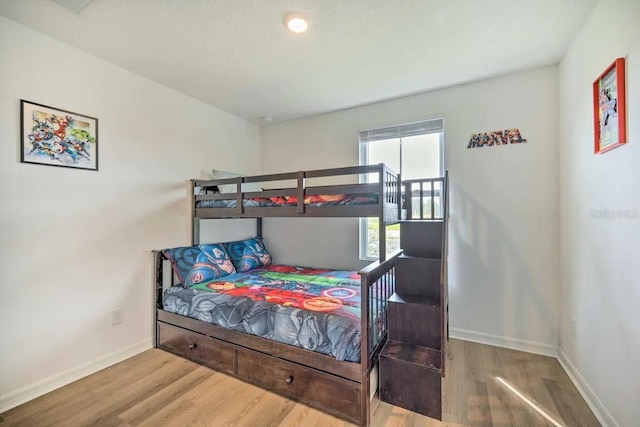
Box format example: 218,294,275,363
224,237,272,272
211,169,262,194
163,244,236,287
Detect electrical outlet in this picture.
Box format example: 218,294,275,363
570,317,577,339
111,308,123,326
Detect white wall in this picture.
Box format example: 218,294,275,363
558,1,640,426
261,66,560,349
0,17,260,407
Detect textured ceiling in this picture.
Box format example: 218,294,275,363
1,0,598,123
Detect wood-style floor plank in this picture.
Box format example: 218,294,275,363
174,377,273,427
1,339,601,427
118,366,213,425
63,357,199,427
510,349,564,426
1,350,176,427
278,403,351,427
133,373,229,427
440,340,460,426
542,377,600,427
482,344,557,426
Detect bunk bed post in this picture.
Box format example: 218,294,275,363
296,171,305,214
378,219,386,262
256,217,263,238
360,370,370,426
405,181,412,220
192,218,200,245
360,273,371,426
419,181,424,219
190,180,199,245
441,170,450,374
378,164,386,262
153,250,163,348
235,177,243,216
397,172,402,221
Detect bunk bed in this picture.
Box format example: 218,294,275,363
153,164,447,426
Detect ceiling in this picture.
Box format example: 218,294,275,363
1,0,598,124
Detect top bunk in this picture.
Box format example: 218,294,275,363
191,164,401,222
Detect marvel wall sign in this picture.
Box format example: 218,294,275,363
467,128,527,149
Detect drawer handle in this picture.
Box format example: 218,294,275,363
188,343,198,350
285,376,294,384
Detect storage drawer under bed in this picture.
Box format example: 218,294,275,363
236,346,361,423
157,322,236,375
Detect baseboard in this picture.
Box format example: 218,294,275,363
557,349,618,427
0,338,152,414
449,327,558,357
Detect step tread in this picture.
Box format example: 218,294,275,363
397,254,441,262
389,292,439,307
381,340,442,371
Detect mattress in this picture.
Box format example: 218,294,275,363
195,193,378,209
163,264,386,362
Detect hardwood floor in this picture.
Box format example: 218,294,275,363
0,340,599,427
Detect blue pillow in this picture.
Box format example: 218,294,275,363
224,237,272,272
163,244,236,287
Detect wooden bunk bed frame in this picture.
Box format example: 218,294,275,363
153,164,448,426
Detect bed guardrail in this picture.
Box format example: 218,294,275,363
191,163,399,214
359,249,401,372
403,176,445,220
383,167,400,206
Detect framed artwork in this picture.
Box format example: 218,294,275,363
593,58,626,154
21,100,98,170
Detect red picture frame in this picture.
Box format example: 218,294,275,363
593,58,626,154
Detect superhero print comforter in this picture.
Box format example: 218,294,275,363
195,193,378,209
163,264,382,362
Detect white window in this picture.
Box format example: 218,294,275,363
359,119,444,261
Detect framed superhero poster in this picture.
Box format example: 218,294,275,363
20,100,98,170
593,58,626,154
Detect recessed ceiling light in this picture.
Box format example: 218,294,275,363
283,12,309,34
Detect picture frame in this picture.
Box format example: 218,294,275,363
21,100,99,170
593,58,626,154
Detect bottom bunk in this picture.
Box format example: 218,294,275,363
163,264,368,362
153,245,399,426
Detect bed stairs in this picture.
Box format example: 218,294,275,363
379,220,447,420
